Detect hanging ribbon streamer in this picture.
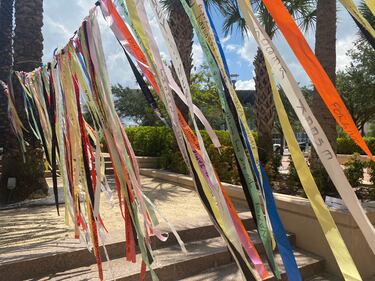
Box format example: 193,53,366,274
237,0,375,259
180,1,277,277
266,61,362,281
203,7,302,280
179,0,298,275
338,0,375,48
1,80,27,154
101,0,271,279
99,0,221,150
261,0,375,161
48,67,60,214
12,6,192,280
122,46,168,126
365,0,375,16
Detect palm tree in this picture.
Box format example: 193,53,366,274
162,0,194,84
219,0,316,164
310,0,375,194
161,0,223,122
0,0,48,203
309,0,337,194
0,0,14,149
161,0,224,82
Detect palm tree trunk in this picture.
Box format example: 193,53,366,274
0,0,14,149
253,48,274,164
310,0,337,195
168,1,194,122
0,0,48,203
168,1,194,84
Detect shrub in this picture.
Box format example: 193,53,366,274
337,137,375,155
344,153,365,187
367,161,375,186
264,152,282,180
365,161,375,201
125,126,241,184
312,167,337,197
272,152,282,176
125,126,172,156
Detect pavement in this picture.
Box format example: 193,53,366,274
0,175,248,265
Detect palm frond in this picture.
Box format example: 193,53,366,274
217,0,248,36
218,0,316,38
359,0,375,28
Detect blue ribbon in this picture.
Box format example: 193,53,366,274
204,2,230,76
205,4,302,279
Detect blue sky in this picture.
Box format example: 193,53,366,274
42,0,361,90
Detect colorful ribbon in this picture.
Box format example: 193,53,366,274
267,61,362,281
339,0,375,48
261,0,375,162
238,0,375,265
104,0,271,279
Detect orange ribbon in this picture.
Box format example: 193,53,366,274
262,0,374,161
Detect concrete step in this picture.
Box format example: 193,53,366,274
105,167,115,175
179,248,325,281
42,157,159,178
1,216,259,281
32,235,315,281
44,162,113,177
305,273,343,281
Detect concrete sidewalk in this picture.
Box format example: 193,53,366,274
0,175,248,265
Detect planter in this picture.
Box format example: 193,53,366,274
140,168,375,279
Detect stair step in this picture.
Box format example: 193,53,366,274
0,216,259,280
105,167,115,175
42,156,158,178
180,249,324,281
44,164,112,178
305,273,343,281
30,232,298,281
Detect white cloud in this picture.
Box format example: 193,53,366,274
225,44,237,52
235,79,255,90
40,0,360,90
44,16,71,38
41,0,161,88
76,0,95,15
221,35,231,45
336,36,354,71
192,43,204,68
237,37,257,62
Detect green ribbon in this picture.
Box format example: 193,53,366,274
178,0,279,277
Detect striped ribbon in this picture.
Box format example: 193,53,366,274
105,0,271,279
237,0,375,262
365,0,375,16
267,61,362,281
261,0,375,161
339,0,375,48
180,0,291,278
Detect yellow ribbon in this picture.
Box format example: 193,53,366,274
365,0,375,16
267,61,362,281
339,0,375,39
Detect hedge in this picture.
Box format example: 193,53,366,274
125,126,172,157
124,127,375,184
337,137,375,155
125,126,241,184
